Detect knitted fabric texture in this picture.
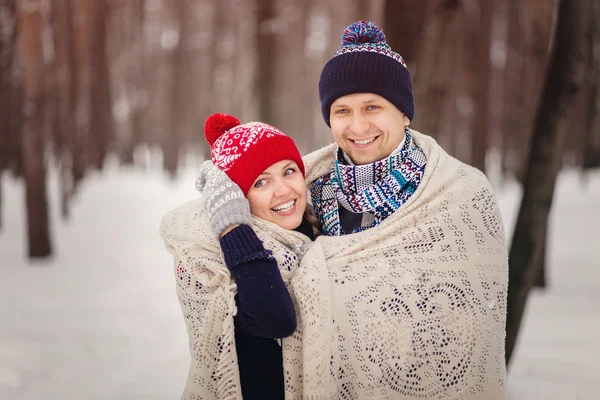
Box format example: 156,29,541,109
160,202,311,400
195,161,253,237
204,113,305,195
319,21,414,126
311,128,426,236
159,130,509,400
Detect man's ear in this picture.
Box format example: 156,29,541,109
403,115,410,126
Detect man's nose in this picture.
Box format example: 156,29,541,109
350,113,369,133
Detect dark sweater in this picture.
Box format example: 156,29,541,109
339,207,363,234
219,218,315,400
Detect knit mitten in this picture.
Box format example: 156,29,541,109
195,161,253,237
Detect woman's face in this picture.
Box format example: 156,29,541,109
246,160,307,230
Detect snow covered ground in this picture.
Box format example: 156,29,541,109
1,156,599,400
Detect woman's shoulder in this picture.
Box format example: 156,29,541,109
160,196,203,224
159,197,213,245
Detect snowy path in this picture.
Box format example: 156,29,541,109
1,162,598,400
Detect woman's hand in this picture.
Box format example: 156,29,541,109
195,161,252,237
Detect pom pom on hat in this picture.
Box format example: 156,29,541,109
340,20,386,46
204,113,241,146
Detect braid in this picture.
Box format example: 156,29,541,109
304,203,321,238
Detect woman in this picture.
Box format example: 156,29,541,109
161,113,316,400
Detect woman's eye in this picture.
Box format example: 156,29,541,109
284,168,296,176
254,179,266,188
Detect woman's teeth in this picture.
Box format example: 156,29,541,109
272,200,295,212
353,137,375,145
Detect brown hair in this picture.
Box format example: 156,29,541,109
304,203,321,238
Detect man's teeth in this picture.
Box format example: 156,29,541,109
353,137,375,145
272,200,295,212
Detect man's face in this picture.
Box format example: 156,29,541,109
329,93,410,165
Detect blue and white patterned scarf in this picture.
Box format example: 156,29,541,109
310,129,427,236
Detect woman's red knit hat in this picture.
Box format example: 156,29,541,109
204,113,305,195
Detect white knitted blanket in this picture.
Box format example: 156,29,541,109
160,194,311,399
159,130,509,400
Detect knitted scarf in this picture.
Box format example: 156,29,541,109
311,129,427,236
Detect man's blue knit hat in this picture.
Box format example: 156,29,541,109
318,21,414,127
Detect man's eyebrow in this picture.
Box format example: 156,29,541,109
332,99,380,108
361,98,380,104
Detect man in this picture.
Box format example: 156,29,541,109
310,20,423,236
291,20,509,399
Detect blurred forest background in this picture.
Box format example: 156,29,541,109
1,0,600,369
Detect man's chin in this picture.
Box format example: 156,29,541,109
347,152,384,165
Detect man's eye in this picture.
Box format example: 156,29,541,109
335,109,348,114
367,105,379,111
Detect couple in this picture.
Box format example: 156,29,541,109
160,21,509,400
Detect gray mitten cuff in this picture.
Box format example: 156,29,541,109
209,194,253,237
196,161,253,237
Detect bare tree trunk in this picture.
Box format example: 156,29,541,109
71,0,92,186
0,1,17,230
211,0,234,113
464,0,493,173
255,0,276,124
232,1,256,123
506,0,592,365
503,0,556,182
583,0,600,170
130,0,147,157
0,177,3,230
195,1,217,160
383,1,428,70
0,6,18,228
533,237,547,287
0,0,22,179
88,1,114,170
412,0,462,142
254,1,312,151
273,2,311,151
161,0,190,177
116,0,146,165
355,1,369,20
50,0,77,218
136,3,171,149
522,1,557,289
502,0,526,181
17,0,52,258
230,1,255,122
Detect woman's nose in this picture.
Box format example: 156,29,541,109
273,180,292,197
